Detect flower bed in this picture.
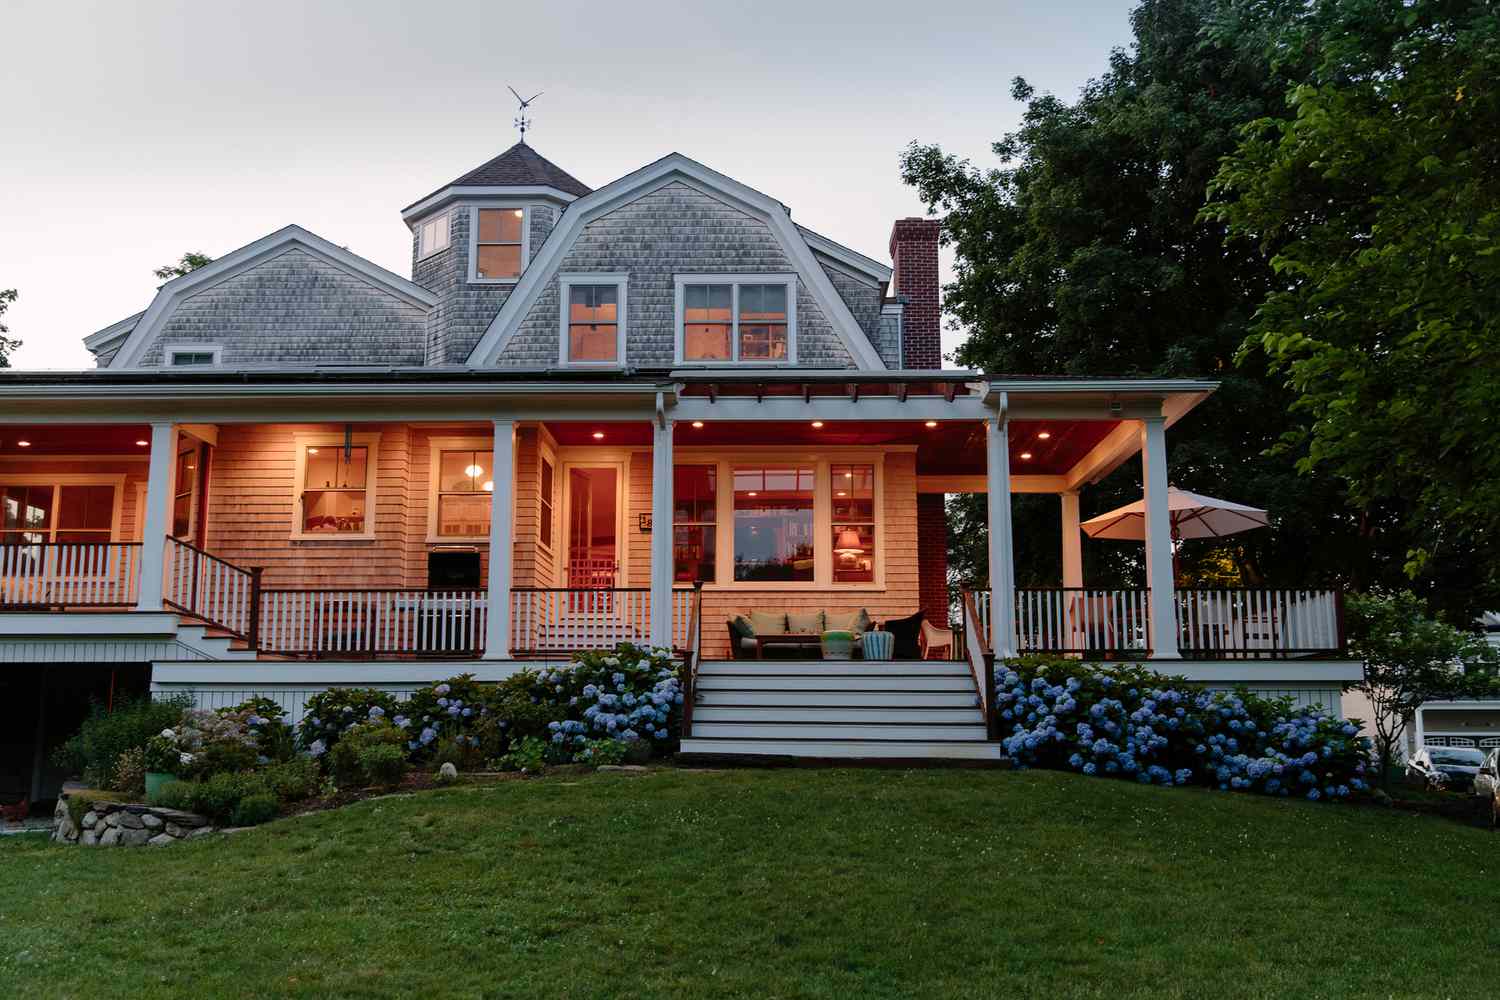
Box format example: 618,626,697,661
996,657,1371,801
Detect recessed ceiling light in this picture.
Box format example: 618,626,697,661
836,491,847,497
747,491,758,497
924,420,938,428
690,421,704,429
135,439,150,447
592,431,605,440
15,440,30,448
810,421,824,429
1037,431,1051,440
1020,451,1033,460
308,447,319,454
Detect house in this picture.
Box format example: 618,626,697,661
0,141,1359,795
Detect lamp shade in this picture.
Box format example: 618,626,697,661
834,528,862,554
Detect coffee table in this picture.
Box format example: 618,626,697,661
754,634,823,659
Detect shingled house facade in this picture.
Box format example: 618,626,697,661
0,143,1356,788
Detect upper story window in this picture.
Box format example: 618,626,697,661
675,275,797,364
558,274,628,366
472,207,526,282
169,345,221,366
417,213,450,259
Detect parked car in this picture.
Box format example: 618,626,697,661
1473,750,1500,828
1406,746,1487,793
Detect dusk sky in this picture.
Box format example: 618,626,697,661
1,0,1136,369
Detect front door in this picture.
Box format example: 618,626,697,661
565,466,619,590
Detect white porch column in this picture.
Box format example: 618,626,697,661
1060,490,1084,590
135,421,178,611
986,415,1017,657
483,419,516,660
649,416,674,649
1140,416,1180,659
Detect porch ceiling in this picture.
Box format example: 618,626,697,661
0,423,153,456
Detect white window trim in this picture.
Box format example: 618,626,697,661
0,474,127,543
425,435,495,544
669,447,884,591
290,431,381,542
468,204,530,284
416,212,451,260
167,344,223,367
673,273,798,366
557,273,629,368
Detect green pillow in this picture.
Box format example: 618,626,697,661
787,610,826,635
826,609,872,635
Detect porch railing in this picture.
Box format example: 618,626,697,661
961,591,999,740
510,587,699,655
0,541,142,608
964,587,1345,659
256,589,487,657
164,536,260,640
681,583,704,739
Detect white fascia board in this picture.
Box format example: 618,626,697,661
671,394,993,423
83,311,145,353
1420,700,1500,711
400,185,579,224
798,226,893,283
108,225,440,369
152,660,548,685
989,378,1220,396
1168,661,1364,683
0,612,182,637
466,153,888,370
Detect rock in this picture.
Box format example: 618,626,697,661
113,812,144,831
102,812,122,828
154,807,208,826
186,826,215,839
439,762,459,780
141,814,163,830
146,833,175,848
55,813,78,842
118,827,151,847
82,811,98,829
80,829,98,847
165,823,186,838
98,827,121,847
1372,788,1394,807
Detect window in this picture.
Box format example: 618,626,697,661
673,465,716,583
169,345,221,366
417,213,450,258
173,444,198,539
435,449,492,538
539,458,554,550
473,207,525,280
676,275,797,364
558,274,627,366
831,464,875,583
1,482,117,544
732,465,814,582
299,445,370,536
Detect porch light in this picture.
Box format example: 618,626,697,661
836,491,847,497
691,421,704,428
810,421,824,428
592,431,605,440
15,440,29,447
135,439,149,447
924,420,938,428
747,491,758,497
308,448,319,455
1037,431,1051,440
1020,451,1033,460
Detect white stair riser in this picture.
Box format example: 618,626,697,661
678,738,1004,761
696,689,980,708
693,706,985,725
691,722,989,741
698,675,973,692
698,660,970,678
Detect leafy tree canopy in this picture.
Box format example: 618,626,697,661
0,288,18,369
153,252,214,281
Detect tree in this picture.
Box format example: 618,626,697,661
1344,591,1499,790
0,288,20,368
153,252,214,281
1205,0,1500,611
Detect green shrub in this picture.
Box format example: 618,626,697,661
327,720,406,788
52,694,191,786
108,747,146,796
186,738,260,779
576,738,629,766
149,779,198,813
260,757,321,803
399,674,511,761
357,744,408,788
298,688,401,757
64,790,126,826
229,792,279,827
432,735,486,773
221,697,296,763
497,736,548,773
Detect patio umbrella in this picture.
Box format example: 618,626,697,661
1080,487,1269,542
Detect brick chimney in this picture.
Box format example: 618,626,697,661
888,217,941,369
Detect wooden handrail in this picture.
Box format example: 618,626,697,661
682,582,703,739
962,591,999,742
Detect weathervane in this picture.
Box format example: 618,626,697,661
509,86,543,143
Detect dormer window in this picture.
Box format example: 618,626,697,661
558,274,628,366
472,207,527,282
675,275,797,364
417,213,450,259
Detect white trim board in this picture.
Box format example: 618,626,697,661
466,153,887,370
108,225,439,369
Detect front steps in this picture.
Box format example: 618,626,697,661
679,659,1004,763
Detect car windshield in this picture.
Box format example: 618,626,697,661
1430,749,1485,766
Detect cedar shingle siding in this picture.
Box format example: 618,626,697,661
495,181,856,368
137,248,429,367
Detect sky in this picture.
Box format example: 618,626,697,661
0,0,1137,370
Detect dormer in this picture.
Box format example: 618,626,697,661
402,142,591,364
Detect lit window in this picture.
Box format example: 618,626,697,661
417,213,450,258
567,284,619,363
173,445,198,539
831,464,875,583
434,449,491,538
1,483,114,544
301,446,369,535
678,278,795,363
539,458,554,549
475,208,524,280
673,465,716,583
732,466,814,582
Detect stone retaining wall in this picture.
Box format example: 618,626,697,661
52,791,216,847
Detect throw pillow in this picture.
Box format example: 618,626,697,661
748,610,789,635
787,610,826,635
882,611,924,659
826,608,873,634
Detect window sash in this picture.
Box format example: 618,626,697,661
475,208,524,280
539,458,554,550
566,284,620,363
433,449,493,539
300,446,369,535
672,465,717,583
680,281,792,363
0,483,116,543
418,214,450,257
731,465,814,583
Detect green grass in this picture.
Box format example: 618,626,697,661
2,768,1498,999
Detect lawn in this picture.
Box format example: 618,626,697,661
1,768,1497,999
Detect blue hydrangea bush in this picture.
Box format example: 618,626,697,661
507,643,684,758
997,657,1371,801
398,674,501,760
297,687,402,761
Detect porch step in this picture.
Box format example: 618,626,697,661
697,660,971,678
689,721,990,741
697,673,974,692
693,705,985,725
678,737,1005,762
696,689,980,708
